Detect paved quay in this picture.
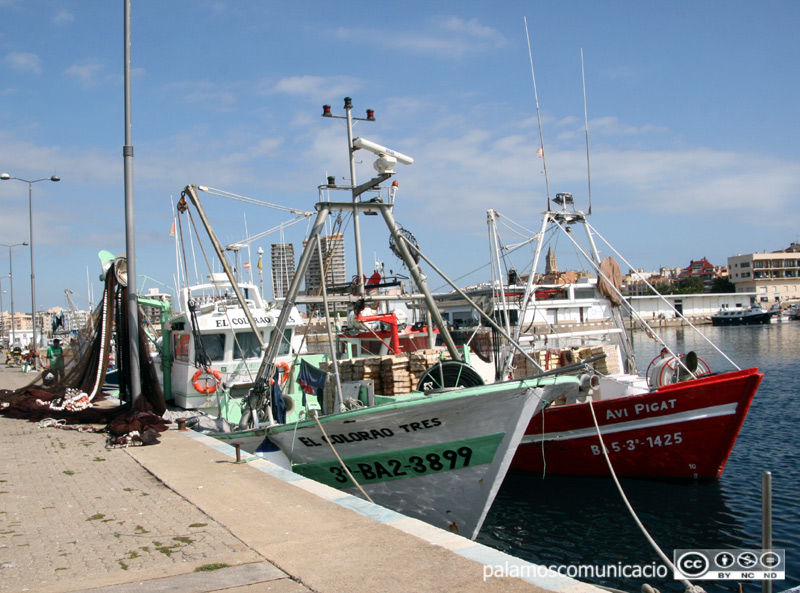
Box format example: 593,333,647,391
0,364,603,593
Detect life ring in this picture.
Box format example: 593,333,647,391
192,368,222,394
269,361,291,386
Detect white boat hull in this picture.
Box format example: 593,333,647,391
263,380,553,539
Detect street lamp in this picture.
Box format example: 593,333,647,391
1,173,60,365
0,242,28,349
0,281,6,345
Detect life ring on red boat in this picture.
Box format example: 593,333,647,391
192,368,223,394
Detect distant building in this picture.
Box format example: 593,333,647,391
728,243,800,303
679,258,722,292
304,233,346,296
140,288,172,330
271,244,296,300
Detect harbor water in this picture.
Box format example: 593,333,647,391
479,321,799,593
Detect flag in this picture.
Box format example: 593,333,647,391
298,359,328,409
169,220,176,236
257,255,262,270
537,147,544,158
243,261,251,269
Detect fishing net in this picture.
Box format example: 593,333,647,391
0,260,168,441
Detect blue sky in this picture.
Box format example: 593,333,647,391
1,1,798,313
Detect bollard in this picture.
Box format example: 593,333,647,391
176,417,187,431
233,441,243,463
762,471,772,593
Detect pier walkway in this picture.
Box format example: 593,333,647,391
0,364,601,593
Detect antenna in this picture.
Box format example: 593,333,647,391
581,48,593,216
524,17,551,210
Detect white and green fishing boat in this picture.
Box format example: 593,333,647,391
171,98,597,539
265,376,583,539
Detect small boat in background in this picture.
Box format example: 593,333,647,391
711,304,773,326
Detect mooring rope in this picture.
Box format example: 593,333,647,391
311,412,373,503
586,397,704,593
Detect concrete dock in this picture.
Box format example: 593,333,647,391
0,364,602,593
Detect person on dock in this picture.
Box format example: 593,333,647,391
46,339,65,383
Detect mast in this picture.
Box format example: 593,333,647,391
488,210,513,379
322,98,377,299
581,48,593,216
180,185,266,353
501,210,550,378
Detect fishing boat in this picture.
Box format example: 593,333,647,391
170,98,591,538
483,199,763,480
155,272,306,416
711,304,773,326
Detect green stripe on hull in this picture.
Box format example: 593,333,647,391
291,433,504,489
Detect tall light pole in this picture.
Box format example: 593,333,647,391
1,174,60,365
0,242,28,349
0,280,6,345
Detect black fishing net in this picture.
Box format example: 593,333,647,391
0,261,168,441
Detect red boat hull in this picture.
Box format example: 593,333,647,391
511,367,763,480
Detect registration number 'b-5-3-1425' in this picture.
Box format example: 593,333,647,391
590,432,683,456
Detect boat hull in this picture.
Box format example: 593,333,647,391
711,313,773,326
263,380,557,539
511,367,762,480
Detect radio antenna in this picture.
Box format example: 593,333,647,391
581,47,593,215
524,17,551,211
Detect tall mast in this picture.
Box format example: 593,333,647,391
322,98,377,299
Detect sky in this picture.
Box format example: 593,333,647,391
1,0,799,314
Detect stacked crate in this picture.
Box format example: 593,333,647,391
577,344,622,375
511,349,566,378
381,354,411,394
409,350,442,388
317,351,446,400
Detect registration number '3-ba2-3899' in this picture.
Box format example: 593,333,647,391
330,446,473,483
290,433,504,488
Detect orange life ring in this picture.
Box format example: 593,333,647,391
192,368,222,394
269,361,291,386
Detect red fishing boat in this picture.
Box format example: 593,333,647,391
512,363,762,480
486,197,764,480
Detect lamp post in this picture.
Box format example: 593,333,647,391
0,242,28,349
1,174,60,366
0,281,6,345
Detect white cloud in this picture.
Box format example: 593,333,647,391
163,80,238,111
332,16,505,60
5,51,42,74
269,75,362,100
52,10,74,26
64,58,105,87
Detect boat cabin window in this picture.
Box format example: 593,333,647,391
278,328,293,356
233,331,261,360
173,333,190,362
200,333,226,362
